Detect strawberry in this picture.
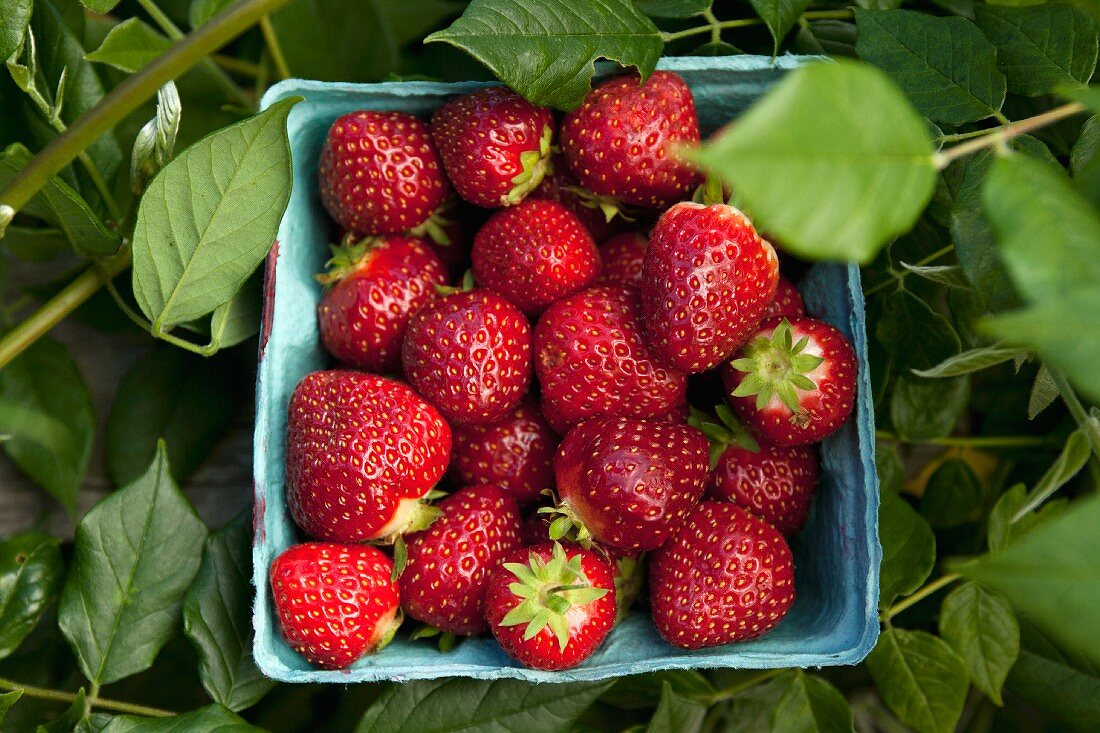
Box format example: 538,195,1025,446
530,155,620,241
319,111,449,234
641,202,779,373
451,399,558,505
316,234,447,372
650,501,795,649
762,276,805,321
402,288,532,426
596,231,648,289
694,404,818,536
722,317,857,446
534,286,686,432
286,371,450,543
431,87,554,208
560,71,700,210
549,417,709,553
399,485,523,636
270,543,401,669
485,541,616,670
471,200,601,316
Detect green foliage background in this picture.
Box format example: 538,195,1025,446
0,0,1099,731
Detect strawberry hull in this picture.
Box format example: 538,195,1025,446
253,56,880,684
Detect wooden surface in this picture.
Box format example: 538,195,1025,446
0,311,253,539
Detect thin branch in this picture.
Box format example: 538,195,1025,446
934,102,1086,168
259,15,292,80
881,574,962,622
0,676,173,718
875,430,1057,449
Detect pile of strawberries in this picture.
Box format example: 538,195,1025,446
269,71,858,672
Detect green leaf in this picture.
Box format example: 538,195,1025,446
0,144,121,256
1007,622,1100,733
690,40,742,56
748,0,813,53
0,533,63,660
876,443,904,494
183,512,274,712
693,60,936,263
356,678,613,733
604,671,715,709
920,458,983,528
645,682,706,733
975,4,1098,96
81,0,122,12
132,97,297,334
269,0,395,84
939,581,1019,705
899,262,971,289
85,18,172,73
986,484,1064,553
771,670,853,733
38,688,87,733
1072,115,1100,176
1013,427,1091,521
855,9,1006,125
0,690,22,725
636,0,711,18
983,287,1100,403
911,344,1022,378
866,628,970,733
189,0,235,27
425,0,663,110
722,673,790,733
879,491,936,605
953,493,1100,667
0,0,32,62
31,0,122,211
207,273,262,350
100,704,263,732
878,291,961,373
890,374,969,441
106,346,240,486
0,334,94,514
982,153,1100,305
1027,363,1059,419
58,443,208,685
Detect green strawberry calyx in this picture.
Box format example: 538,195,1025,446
433,270,476,298
503,124,555,206
407,197,457,246
730,319,825,425
687,404,760,469
409,625,458,653
537,493,594,549
498,542,608,652
562,184,635,223
315,233,381,286
373,608,404,653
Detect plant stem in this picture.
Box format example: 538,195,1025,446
881,573,961,621
1048,367,1100,462
136,0,254,110
934,102,1086,168
662,9,852,42
0,0,293,229
0,245,131,370
0,676,173,717
213,53,262,78
936,127,994,144
875,430,1056,449
863,243,955,297
709,668,785,703
259,15,292,79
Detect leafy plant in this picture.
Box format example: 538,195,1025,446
1,0,1099,731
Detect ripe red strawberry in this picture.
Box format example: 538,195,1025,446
270,543,401,669
431,87,554,208
286,371,450,542
642,202,779,373
762,276,805,321
560,71,700,210
316,234,447,372
451,399,558,505
694,403,818,535
650,501,795,649
722,317,857,446
472,200,601,316
535,286,686,432
485,541,616,670
319,111,449,234
596,231,648,289
399,485,523,636
530,155,620,241
550,417,709,553
402,288,532,426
